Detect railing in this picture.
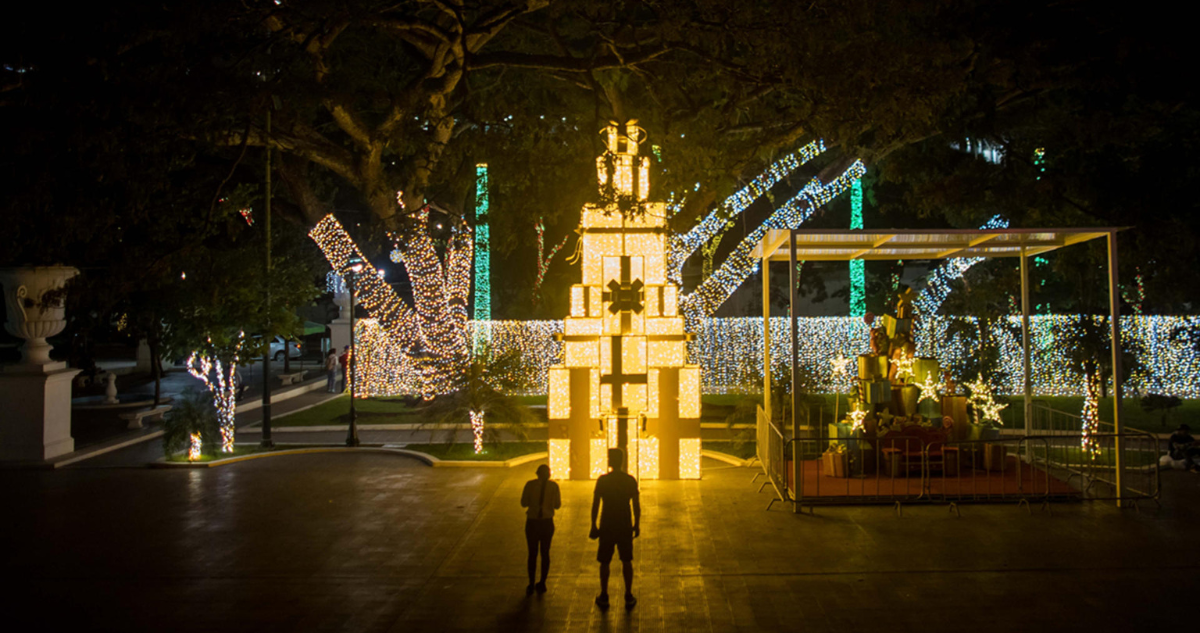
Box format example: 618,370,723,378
756,405,792,509
1029,402,1116,435
782,431,1160,513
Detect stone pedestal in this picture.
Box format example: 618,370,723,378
135,339,153,372
0,362,80,461
330,292,352,354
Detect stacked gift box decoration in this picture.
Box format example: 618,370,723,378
843,289,972,440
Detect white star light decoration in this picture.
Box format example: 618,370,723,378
893,354,915,383
915,374,942,404
964,374,1007,425
830,353,852,376
847,405,867,432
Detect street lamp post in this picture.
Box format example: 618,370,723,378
346,256,363,447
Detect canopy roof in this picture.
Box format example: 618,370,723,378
752,227,1118,262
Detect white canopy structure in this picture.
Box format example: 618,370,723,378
755,227,1128,496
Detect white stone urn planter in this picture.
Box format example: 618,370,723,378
0,266,79,366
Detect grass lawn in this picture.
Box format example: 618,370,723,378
274,395,422,426
1029,445,1162,468
165,445,272,463
405,441,546,461
997,396,1200,433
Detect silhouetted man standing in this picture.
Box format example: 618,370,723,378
520,464,561,594
590,448,640,610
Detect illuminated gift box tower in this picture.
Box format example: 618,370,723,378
547,122,702,481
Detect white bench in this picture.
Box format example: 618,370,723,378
277,372,306,386
119,405,172,430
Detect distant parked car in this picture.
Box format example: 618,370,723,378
247,335,303,361
269,336,303,361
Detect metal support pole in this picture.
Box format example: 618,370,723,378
1107,230,1123,503
347,275,360,447
1020,245,1032,438
788,230,800,442
261,107,273,448
762,252,771,421
788,231,801,515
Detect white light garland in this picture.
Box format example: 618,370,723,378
185,332,244,453
470,409,485,454
668,140,827,284
682,160,868,320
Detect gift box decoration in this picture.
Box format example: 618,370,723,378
863,380,892,404
857,354,888,380
882,314,912,338
918,397,942,419
941,395,969,439
913,357,941,384
984,443,1008,472
899,385,919,417
822,449,849,478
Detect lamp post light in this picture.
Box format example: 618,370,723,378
346,256,364,447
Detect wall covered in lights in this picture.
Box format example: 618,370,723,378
353,313,1200,399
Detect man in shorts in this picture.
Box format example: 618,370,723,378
590,447,640,610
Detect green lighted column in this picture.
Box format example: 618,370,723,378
473,163,491,352
849,178,865,316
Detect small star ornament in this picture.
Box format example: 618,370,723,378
830,353,852,376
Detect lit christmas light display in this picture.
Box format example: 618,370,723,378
547,122,703,480
849,178,865,316
668,140,827,284
188,433,203,461
185,332,245,453
963,374,1007,425
847,403,867,432
470,409,485,454
1080,372,1101,456
682,159,867,320
912,215,1010,353
310,207,474,396
349,313,1199,400
533,217,569,305
473,164,491,335
915,373,943,405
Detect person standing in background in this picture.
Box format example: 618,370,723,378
520,464,561,595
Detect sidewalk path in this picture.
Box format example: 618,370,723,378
7,450,1199,632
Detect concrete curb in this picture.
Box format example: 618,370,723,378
151,446,551,469
702,450,754,467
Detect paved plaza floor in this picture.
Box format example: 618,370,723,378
5,452,1199,632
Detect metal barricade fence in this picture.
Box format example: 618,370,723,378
1025,429,1160,502
791,435,929,507
756,405,792,506
780,431,1160,512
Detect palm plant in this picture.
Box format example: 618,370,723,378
161,389,220,460
420,347,535,454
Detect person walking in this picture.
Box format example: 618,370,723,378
520,464,561,595
324,349,338,393
337,346,350,392
589,448,640,610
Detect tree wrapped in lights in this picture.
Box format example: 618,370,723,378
1080,371,1101,456
310,208,474,396
185,332,245,453
532,217,569,306
681,158,867,321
